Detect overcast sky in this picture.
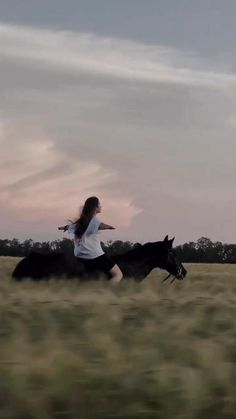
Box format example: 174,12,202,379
1,0,236,244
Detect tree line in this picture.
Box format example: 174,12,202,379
0,236,236,263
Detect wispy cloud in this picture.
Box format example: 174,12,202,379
0,118,141,239
1,22,236,243
1,22,236,88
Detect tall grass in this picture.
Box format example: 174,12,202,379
0,257,236,419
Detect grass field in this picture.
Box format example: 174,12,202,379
0,257,235,419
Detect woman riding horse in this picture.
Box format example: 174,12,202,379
58,196,123,283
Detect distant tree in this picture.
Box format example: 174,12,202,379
175,241,199,263
10,238,22,257
195,237,213,250
102,240,139,256
222,244,236,263
0,239,11,256
52,238,74,256
175,237,234,263
0,236,236,263
21,239,34,256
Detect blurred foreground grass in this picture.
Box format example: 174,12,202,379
0,257,236,419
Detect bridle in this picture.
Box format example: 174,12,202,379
161,250,183,283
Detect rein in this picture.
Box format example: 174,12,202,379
162,273,176,283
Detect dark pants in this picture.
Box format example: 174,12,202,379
77,254,116,276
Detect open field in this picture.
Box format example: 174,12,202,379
0,257,236,419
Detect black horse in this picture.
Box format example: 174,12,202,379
12,236,187,282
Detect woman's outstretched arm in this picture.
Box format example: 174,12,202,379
99,223,115,230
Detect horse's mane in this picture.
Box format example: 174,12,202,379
113,241,162,261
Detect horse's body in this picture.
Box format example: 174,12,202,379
12,236,187,281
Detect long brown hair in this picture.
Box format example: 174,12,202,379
74,196,99,238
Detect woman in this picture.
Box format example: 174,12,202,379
58,196,123,282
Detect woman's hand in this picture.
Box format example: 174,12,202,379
58,225,68,232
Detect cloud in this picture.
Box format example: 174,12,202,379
1,22,236,243
1,22,236,88
0,118,141,240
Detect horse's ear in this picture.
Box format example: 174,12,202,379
168,237,175,249
164,236,175,247
169,237,175,247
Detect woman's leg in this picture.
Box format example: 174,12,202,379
109,264,123,283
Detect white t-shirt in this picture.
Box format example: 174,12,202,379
68,216,104,259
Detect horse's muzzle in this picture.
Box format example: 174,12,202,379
177,265,187,280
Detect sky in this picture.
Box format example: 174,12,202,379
1,0,236,244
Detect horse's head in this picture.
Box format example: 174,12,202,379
147,235,187,282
